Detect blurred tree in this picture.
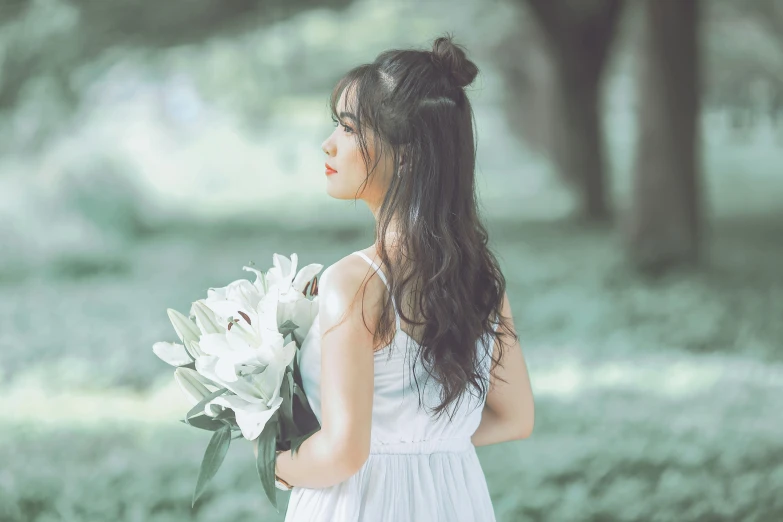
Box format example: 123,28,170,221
727,0,783,132
625,0,703,274
523,0,625,223
737,0,783,46
490,11,556,159
0,0,352,148
703,0,783,139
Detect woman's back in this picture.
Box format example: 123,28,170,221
285,250,499,522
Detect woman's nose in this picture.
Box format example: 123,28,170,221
322,138,335,156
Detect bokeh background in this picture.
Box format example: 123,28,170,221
1,0,782,520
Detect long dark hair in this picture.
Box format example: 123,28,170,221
329,33,517,421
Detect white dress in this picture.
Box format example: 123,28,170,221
284,250,499,522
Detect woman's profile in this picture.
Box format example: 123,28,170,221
271,33,535,521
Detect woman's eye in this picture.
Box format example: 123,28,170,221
331,118,353,134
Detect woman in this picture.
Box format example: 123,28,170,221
269,33,534,521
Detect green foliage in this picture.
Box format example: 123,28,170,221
184,388,229,424
192,425,232,508
255,413,280,511
278,320,299,339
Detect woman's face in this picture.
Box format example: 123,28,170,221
321,85,394,206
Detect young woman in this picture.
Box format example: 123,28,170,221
268,33,534,521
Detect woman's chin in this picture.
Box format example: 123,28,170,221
325,184,349,200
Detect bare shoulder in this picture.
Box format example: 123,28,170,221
317,251,385,337
320,251,378,298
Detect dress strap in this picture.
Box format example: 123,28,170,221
351,251,401,330
491,313,501,332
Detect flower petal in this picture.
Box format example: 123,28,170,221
210,394,284,440
268,253,294,288
167,309,201,345
196,356,265,404
242,266,268,296
153,341,193,367
215,357,240,383
192,300,224,334
174,367,213,405
290,297,319,345
256,287,281,332
198,333,232,357
292,263,323,293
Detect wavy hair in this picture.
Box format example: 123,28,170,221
329,33,517,421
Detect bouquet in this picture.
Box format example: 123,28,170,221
152,253,322,511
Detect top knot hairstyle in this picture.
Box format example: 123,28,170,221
429,35,479,89
329,32,516,421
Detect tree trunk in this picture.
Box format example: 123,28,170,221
552,65,610,222
526,0,624,223
625,0,703,274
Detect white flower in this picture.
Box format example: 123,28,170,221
197,339,296,439
206,394,284,440
266,253,322,297
264,253,322,343
285,294,320,345
191,300,224,335
196,338,296,406
242,265,269,296
153,341,193,367
155,252,323,441
174,367,219,407
167,308,201,347
196,289,286,380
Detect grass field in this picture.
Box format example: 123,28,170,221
1,207,782,521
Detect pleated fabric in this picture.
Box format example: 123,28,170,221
284,251,498,522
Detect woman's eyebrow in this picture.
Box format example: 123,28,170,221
339,111,357,121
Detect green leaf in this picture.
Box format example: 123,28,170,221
255,412,280,511
292,347,304,387
283,370,294,422
292,382,321,434
181,414,225,431
278,319,299,338
213,409,236,422
277,371,296,443
185,387,229,422
192,425,232,508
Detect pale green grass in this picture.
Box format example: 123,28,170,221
2,214,782,521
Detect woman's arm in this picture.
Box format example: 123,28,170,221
471,291,535,447
258,260,376,489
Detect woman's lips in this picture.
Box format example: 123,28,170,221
325,163,337,175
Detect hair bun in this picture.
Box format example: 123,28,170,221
430,34,478,89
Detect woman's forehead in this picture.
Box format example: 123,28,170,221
337,82,359,113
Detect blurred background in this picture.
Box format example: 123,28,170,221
1,0,782,520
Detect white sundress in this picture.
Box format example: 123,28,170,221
284,250,499,522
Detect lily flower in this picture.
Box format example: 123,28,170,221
167,309,201,349
197,338,296,439
153,341,193,367
174,367,219,407
266,253,323,298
